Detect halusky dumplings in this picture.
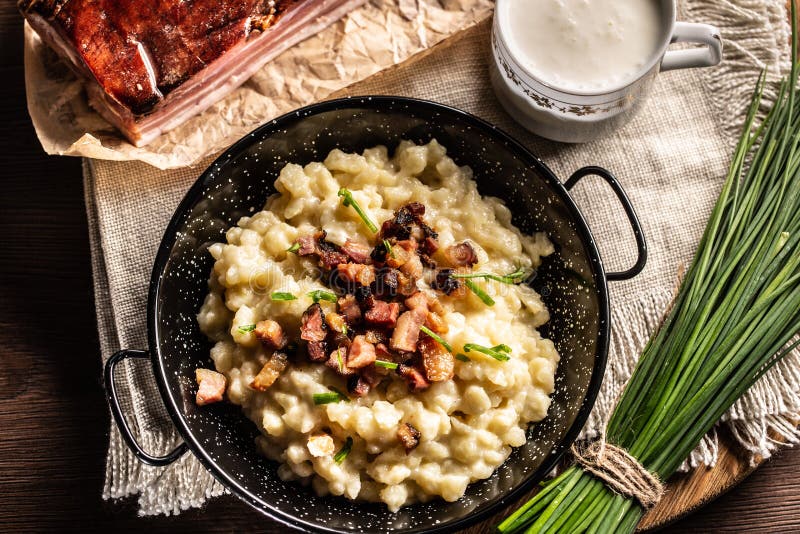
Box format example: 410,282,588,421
197,140,559,511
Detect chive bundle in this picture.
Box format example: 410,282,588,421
498,15,800,534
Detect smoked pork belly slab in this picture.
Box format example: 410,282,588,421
19,0,364,147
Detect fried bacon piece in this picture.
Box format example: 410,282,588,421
405,292,447,334
424,311,448,334
325,346,353,375
361,364,384,387
404,291,429,312
348,374,371,397
364,300,401,328
253,319,287,349
302,303,328,362
397,364,430,391
397,422,421,452
325,312,348,335
403,201,426,216
337,294,362,325
301,303,327,342
444,241,478,267
399,253,423,280
390,308,427,353
337,262,376,287
420,236,439,256
370,239,392,264
385,240,414,269
431,268,463,295
324,311,350,349
346,335,376,369
374,342,396,362
296,230,349,270
378,202,438,244
373,268,399,298
296,234,316,255
250,352,288,391
396,271,418,297
341,239,371,264
308,341,328,362
353,285,374,308
364,329,389,345
418,337,454,382
195,368,227,406
419,252,437,269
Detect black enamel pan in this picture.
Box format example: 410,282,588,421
104,96,646,533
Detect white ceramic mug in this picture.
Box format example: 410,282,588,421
490,0,723,143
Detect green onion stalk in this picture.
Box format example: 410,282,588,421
498,13,800,534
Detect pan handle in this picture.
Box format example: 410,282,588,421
104,349,188,467
565,166,647,281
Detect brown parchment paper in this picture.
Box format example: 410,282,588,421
22,0,494,170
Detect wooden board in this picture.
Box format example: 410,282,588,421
329,8,795,533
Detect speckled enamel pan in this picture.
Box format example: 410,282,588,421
104,96,646,533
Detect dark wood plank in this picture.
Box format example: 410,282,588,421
1,1,799,532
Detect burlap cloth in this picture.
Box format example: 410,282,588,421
83,0,797,516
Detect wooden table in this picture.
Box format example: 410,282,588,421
2,3,799,531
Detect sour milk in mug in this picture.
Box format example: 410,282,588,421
503,0,663,93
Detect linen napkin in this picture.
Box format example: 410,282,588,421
83,0,796,516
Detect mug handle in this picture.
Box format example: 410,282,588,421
661,22,723,72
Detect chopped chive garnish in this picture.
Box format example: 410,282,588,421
383,239,396,258
464,279,495,306
287,242,301,253
237,324,256,333
308,289,338,303
313,389,348,405
313,393,342,405
452,265,527,284
335,347,346,373
329,386,349,399
374,360,398,370
456,353,470,362
464,343,511,361
419,325,453,352
271,292,297,301
338,188,378,233
334,437,353,464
